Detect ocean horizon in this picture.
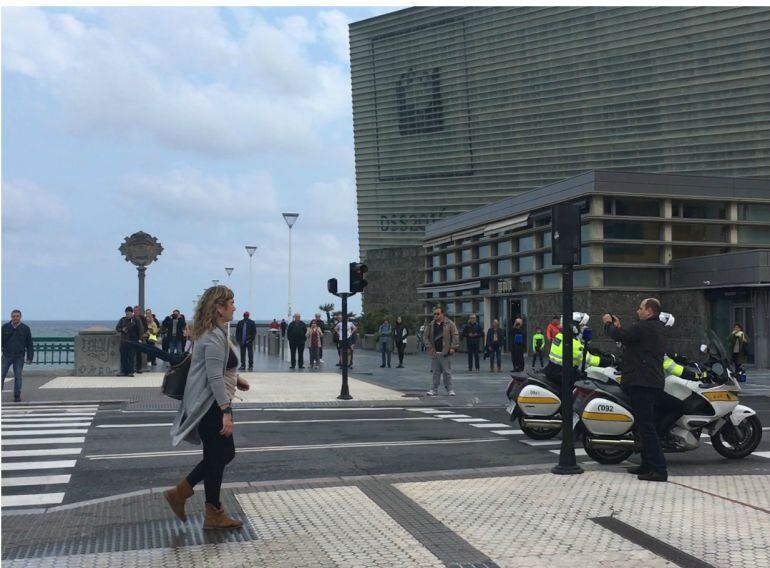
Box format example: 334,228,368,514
21,320,276,337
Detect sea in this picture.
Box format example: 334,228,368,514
24,320,275,337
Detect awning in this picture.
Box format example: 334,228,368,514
417,281,482,294
483,214,529,236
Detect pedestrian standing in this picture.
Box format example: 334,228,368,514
424,307,459,396
280,318,287,339
485,319,505,372
461,313,483,372
546,315,561,352
166,285,248,529
2,309,34,402
309,313,326,363
145,312,160,368
531,326,546,369
235,311,256,371
334,316,357,368
116,306,144,377
287,313,307,370
132,306,147,373
510,318,526,372
727,323,749,370
378,317,393,368
602,298,668,482
162,310,187,358
393,316,409,368
307,322,323,369
270,319,280,330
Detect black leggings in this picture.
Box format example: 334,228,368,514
186,403,235,507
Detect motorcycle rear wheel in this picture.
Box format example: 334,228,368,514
582,435,633,464
518,416,561,440
711,415,763,459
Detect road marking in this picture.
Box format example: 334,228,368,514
520,439,561,447
550,448,588,456
2,412,97,417
434,414,471,418
2,493,65,507
754,452,770,459
3,417,95,423
2,460,77,471
0,437,86,446
491,429,524,435
470,423,511,429
4,406,98,411
2,448,82,458
1,474,71,487
2,423,92,429
97,417,436,429
87,438,505,460
1,429,89,436
451,418,489,423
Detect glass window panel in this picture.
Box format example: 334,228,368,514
604,268,663,287
446,252,455,264
517,276,533,291
671,246,730,260
672,224,729,242
738,226,770,244
738,203,770,222
478,244,491,259
461,248,472,262
673,201,727,219
604,221,660,240
574,270,590,288
432,270,441,283
580,246,591,263
518,256,534,272
542,232,552,247
581,224,590,241
479,262,491,277
461,301,472,314
606,197,660,217
445,268,456,282
543,252,553,268
497,240,512,256
461,265,472,279
497,259,512,275
604,244,660,263
542,272,561,290
518,235,534,252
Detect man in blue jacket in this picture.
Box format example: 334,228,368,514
2,309,34,402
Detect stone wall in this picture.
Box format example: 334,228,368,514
362,246,424,317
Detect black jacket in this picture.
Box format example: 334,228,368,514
461,322,483,344
287,320,307,343
235,318,257,344
2,322,34,359
605,318,665,390
117,316,145,342
162,315,186,340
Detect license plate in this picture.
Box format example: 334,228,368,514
506,401,516,416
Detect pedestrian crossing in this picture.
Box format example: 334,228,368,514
408,408,525,438
1,404,97,508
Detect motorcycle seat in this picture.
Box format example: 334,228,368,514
527,370,562,395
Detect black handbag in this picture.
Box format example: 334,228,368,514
161,354,191,400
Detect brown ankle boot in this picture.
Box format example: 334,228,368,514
203,503,244,530
164,479,194,522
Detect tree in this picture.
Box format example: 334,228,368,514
319,303,335,324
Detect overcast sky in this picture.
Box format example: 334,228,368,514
1,6,399,321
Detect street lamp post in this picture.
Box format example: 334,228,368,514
245,246,257,312
282,213,299,320
212,279,219,286
225,267,234,279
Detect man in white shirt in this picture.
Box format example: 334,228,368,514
334,315,357,368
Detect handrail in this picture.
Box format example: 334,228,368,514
30,337,75,365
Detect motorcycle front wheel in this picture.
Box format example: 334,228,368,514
518,415,561,440
711,415,763,459
582,435,634,464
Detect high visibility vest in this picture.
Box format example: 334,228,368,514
663,355,685,377
548,332,601,367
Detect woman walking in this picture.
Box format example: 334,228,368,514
379,316,393,368
165,285,249,530
393,316,409,368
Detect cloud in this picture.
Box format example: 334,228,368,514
2,7,353,158
1,178,71,234
317,10,351,63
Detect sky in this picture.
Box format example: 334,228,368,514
1,5,400,321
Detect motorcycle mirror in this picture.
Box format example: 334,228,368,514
699,344,708,353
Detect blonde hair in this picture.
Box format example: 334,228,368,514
191,285,234,340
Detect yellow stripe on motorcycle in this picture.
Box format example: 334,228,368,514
518,396,560,404
703,391,738,402
582,411,633,422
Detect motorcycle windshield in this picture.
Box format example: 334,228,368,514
707,329,730,364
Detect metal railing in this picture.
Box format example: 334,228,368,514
31,337,75,365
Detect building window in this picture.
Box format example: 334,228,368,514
543,252,553,269
671,246,730,260
497,240,512,256
461,248,472,262
517,276,533,291
574,270,590,288
604,197,660,217
672,224,729,242
461,265,472,279
497,259,512,275
432,270,441,283
541,272,561,290
446,251,455,265
604,221,660,240
604,244,660,263
461,301,472,314
581,246,591,263
542,231,552,247
673,201,727,219
518,256,534,273
479,262,491,277
445,268,456,282
738,203,770,222
738,226,770,245
518,235,534,252
478,244,491,259
604,268,663,287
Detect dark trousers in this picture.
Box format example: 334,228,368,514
531,349,545,368
511,347,525,372
396,343,405,366
119,342,135,374
239,341,254,369
467,342,480,370
628,386,667,474
381,344,391,366
2,354,25,398
289,340,305,368
170,338,184,356
309,346,321,365
186,403,235,507
135,346,144,372
489,345,501,369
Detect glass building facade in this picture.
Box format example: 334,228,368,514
350,7,770,258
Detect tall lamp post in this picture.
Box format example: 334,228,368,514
225,267,234,279
245,246,257,312
212,279,219,286
282,213,299,319
119,231,163,314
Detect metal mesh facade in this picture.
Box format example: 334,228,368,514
350,6,770,256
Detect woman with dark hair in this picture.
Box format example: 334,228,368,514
728,323,750,369
165,285,249,530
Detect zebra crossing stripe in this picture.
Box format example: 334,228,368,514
2,448,82,458
1,475,71,487
2,493,65,507
2,423,92,429
1,429,89,436
1,437,86,445
3,417,95,423
2,460,78,471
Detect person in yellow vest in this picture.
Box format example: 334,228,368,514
544,312,606,381
658,312,702,381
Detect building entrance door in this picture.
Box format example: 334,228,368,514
733,304,755,364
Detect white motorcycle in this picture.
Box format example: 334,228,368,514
573,330,763,464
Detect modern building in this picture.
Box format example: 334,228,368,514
419,170,770,365
349,6,770,315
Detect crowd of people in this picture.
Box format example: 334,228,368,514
116,305,189,377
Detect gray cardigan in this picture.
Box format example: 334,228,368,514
170,325,230,446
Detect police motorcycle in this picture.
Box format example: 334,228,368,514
573,328,763,464
505,313,613,440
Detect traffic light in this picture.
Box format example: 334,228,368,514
327,278,338,296
349,262,368,294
